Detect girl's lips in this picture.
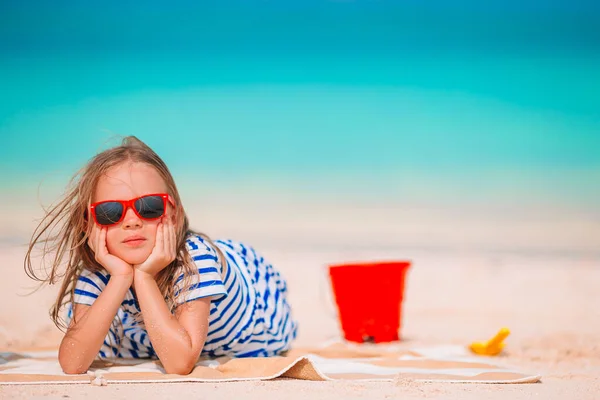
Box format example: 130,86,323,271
122,237,146,247
123,239,146,247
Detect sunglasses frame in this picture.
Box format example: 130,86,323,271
90,193,175,227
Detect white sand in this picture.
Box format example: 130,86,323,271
1,194,599,399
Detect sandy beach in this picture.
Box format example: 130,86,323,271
1,193,599,399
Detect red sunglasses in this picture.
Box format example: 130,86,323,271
90,193,175,227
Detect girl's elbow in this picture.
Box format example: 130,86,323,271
164,361,195,375
62,365,88,375
164,352,201,375
59,356,89,375
58,346,90,375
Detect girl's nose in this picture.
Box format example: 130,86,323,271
122,207,142,228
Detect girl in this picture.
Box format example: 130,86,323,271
24,136,298,375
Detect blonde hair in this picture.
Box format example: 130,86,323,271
24,136,226,330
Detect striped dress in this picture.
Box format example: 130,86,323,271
70,235,298,359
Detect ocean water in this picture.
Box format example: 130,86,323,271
1,2,599,207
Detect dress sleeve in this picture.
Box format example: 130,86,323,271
73,268,109,306
174,235,228,306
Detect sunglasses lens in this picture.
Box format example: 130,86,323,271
94,202,124,226
134,195,165,219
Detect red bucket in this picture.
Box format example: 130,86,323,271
328,261,411,343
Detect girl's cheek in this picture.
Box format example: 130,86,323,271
149,225,159,243
105,230,119,252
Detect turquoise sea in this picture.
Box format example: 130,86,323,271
2,2,599,207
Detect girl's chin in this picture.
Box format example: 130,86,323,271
116,249,152,266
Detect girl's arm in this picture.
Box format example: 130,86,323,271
133,270,211,375
60,225,135,374
59,273,133,374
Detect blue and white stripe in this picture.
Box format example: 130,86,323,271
70,235,298,360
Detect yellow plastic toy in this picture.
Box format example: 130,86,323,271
469,328,510,356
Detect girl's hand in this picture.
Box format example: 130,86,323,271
88,224,134,278
134,216,176,279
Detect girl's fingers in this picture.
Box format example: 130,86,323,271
165,218,174,257
90,223,101,252
98,227,107,256
169,218,176,259
94,227,99,256
93,226,99,254
155,222,164,253
162,218,169,255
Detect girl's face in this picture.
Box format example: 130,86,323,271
93,161,173,265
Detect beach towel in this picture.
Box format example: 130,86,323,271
0,342,541,385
